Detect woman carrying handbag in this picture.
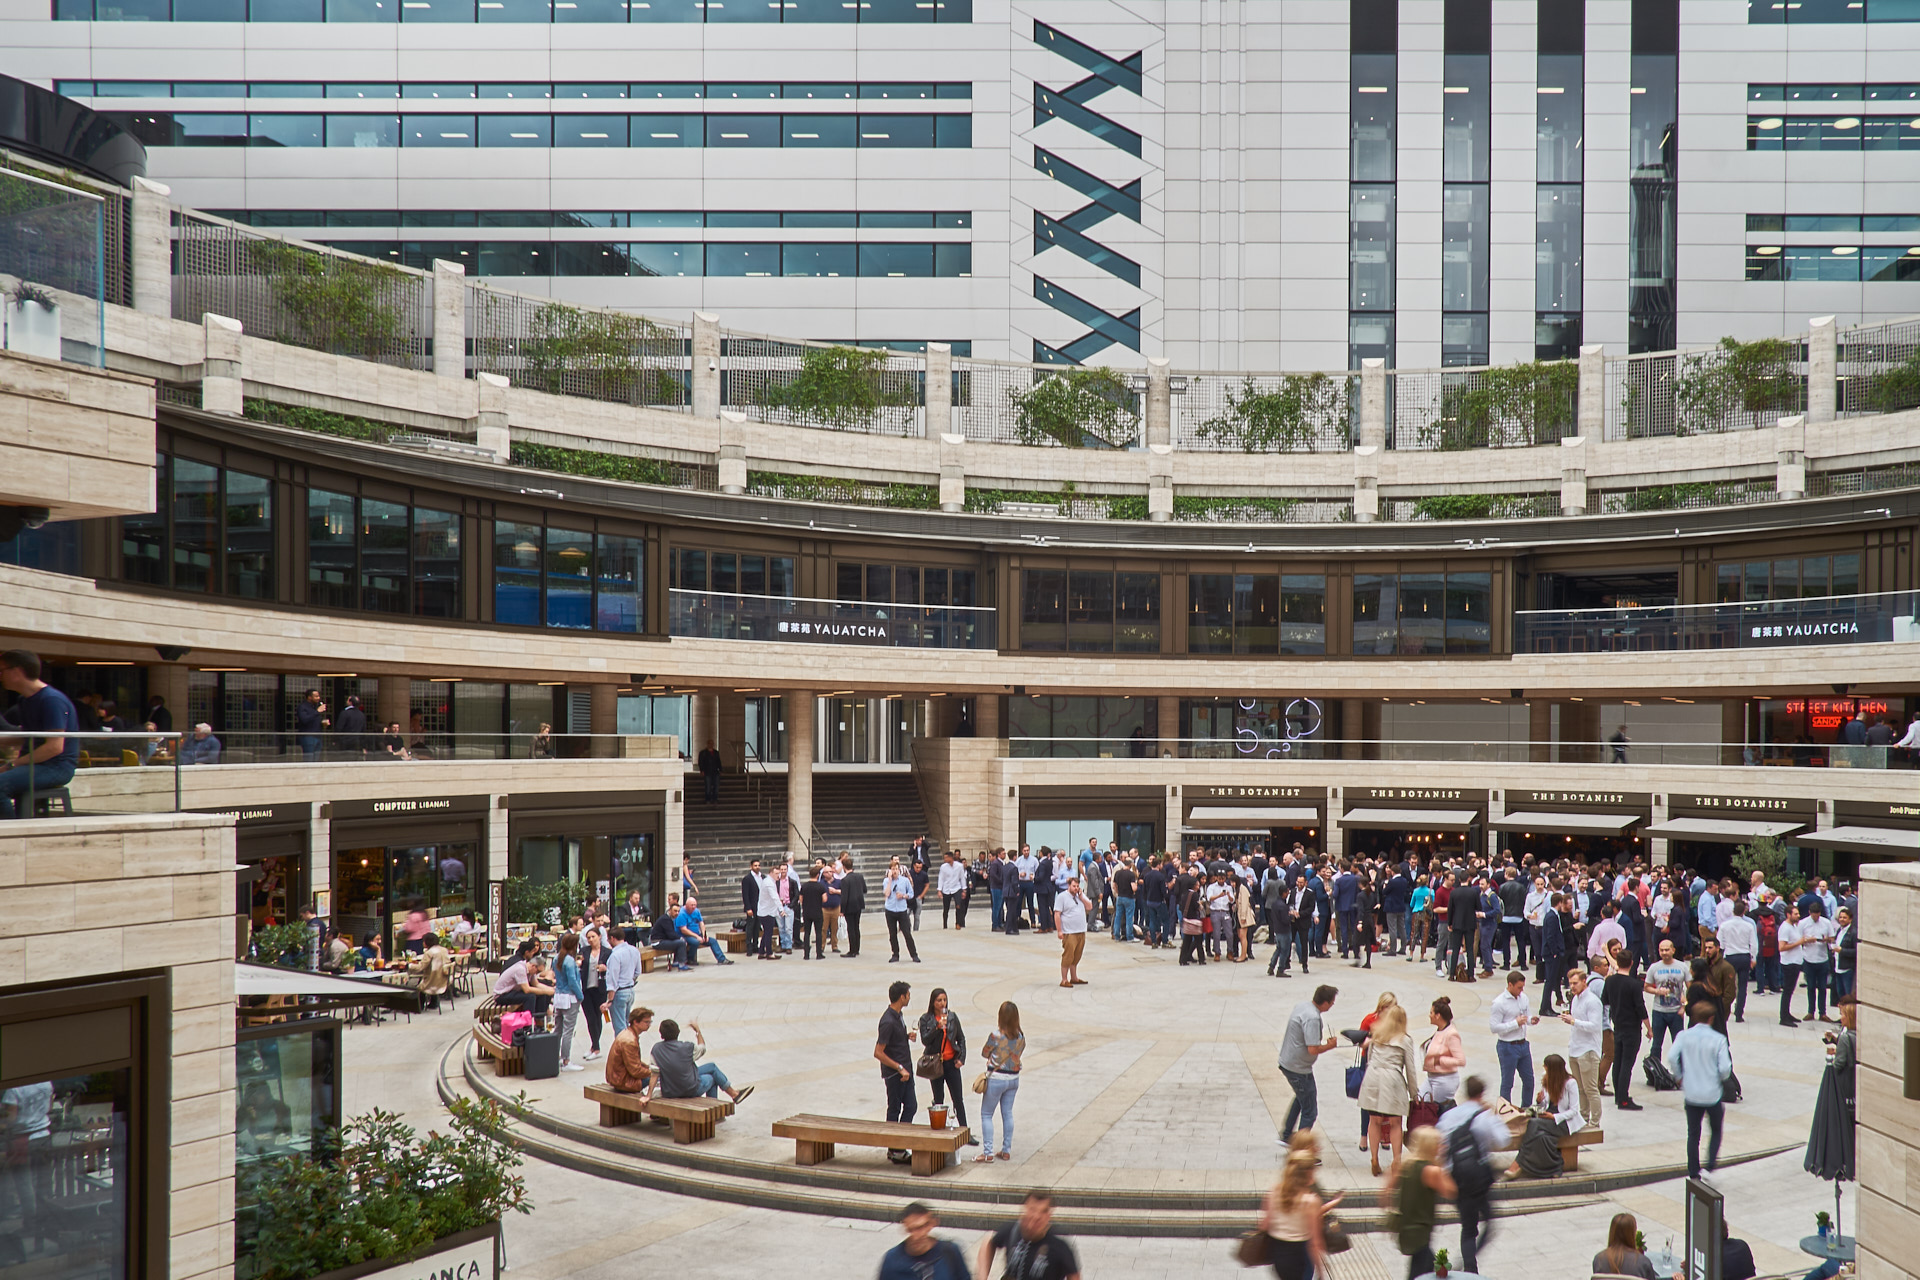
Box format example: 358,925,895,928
1180,882,1210,967
916,988,977,1144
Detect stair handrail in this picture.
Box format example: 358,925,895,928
733,739,769,813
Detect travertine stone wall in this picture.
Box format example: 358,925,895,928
1858,861,1920,1280
0,813,239,1280
0,348,155,521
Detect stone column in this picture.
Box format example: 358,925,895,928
1353,445,1379,522
1148,445,1174,522
474,372,510,461
786,691,814,856
148,663,190,734
379,677,413,741
129,176,173,319
1158,695,1180,758
486,794,511,885
718,693,748,771
717,411,747,494
432,259,466,379
201,314,243,415
1323,790,1345,864
1145,357,1172,448
687,693,718,763
1721,698,1746,768
1361,700,1382,762
309,805,332,917
1648,792,1669,867
1528,699,1552,764
692,311,721,419
939,432,965,512
1807,315,1837,424
1166,785,1183,856
973,692,999,740
1341,699,1365,761
589,683,618,759
1359,358,1387,448
1560,435,1588,516
1776,414,1807,501
1577,344,1605,439
925,342,952,438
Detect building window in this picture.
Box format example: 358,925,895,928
834,562,977,607
1716,554,1860,601
1629,0,1679,353
1352,570,1491,655
1349,0,1398,370
669,548,795,596
1442,0,1491,368
1536,0,1584,359
120,451,275,598
0,520,83,577
492,523,644,631
1006,694,1154,757
1019,569,1159,653
308,491,462,617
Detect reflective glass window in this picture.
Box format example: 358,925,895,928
225,470,274,599
494,522,543,626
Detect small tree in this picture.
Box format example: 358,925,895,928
1731,833,1806,901
757,345,917,430
1198,373,1351,452
1430,361,1579,450
518,301,680,405
1674,337,1803,434
1009,368,1138,448
1864,348,1920,414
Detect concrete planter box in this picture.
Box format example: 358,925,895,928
6,296,62,360
304,1221,500,1280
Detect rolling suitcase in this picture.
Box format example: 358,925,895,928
523,1031,560,1079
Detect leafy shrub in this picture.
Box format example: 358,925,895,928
513,302,682,405
1198,374,1351,452
1674,337,1803,433
963,487,1072,514
1428,362,1578,450
757,345,917,429
1009,368,1138,448
512,442,681,487
1731,834,1805,903
243,398,395,443
1612,482,1742,512
244,1098,531,1280
247,921,311,967
503,875,594,927
1863,349,1920,414
249,240,412,363
747,471,938,510
1171,495,1298,522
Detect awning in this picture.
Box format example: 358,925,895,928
1489,811,1644,837
234,962,423,1012
1185,805,1321,829
1338,807,1480,831
1641,818,1806,844
1790,825,1920,857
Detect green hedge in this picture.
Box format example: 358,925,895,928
513,441,683,487
243,398,396,443
747,470,938,509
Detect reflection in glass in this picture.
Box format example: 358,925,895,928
172,457,218,592
225,470,274,598
0,1070,134,1278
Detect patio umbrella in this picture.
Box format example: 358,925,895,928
1803,1029,1855,1242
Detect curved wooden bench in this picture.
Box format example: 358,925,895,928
583,1084,733,1142
1558,1126,1603,1172
471,995,524,1076
772,1113,970,1177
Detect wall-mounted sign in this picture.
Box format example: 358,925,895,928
1779,698,1891,732
1673,793,1818,819
331,795,489,821
1352,787,1488,804
1743,613,1891,647
1203,786,1327,800
1510,790,1651,811
774,616,891,645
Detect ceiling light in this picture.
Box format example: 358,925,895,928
537,681,565,686
1832,117,1860,129
200,667,247,672
1537,86,1565,94
1832,246,1858,255
1755,117,1783,129
1755,245,1782,255
77,660,134,666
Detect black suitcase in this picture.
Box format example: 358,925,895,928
523,1031,560,1080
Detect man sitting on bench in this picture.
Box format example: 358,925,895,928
649,896,692,971
492,940,554,1016
605,1006,655,1096
652,1019,753,1105
677,895,734,966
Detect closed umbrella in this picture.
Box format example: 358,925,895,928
1803,1023,1855,1248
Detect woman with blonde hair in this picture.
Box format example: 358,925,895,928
1357,1003,1419,1176
1356,990,1401,1148
1259,1133,1343,1280
1383,1126,1457,1280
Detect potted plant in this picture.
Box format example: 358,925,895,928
1434,1247,1451,1278
249,922,313,968
1816,1210,1833,1242
6,283,62,360
241,1095,531,1280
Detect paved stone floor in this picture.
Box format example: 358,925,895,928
347,920,1855,1279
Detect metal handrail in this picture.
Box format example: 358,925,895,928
1,729,184,813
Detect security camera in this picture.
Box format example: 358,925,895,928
0,506,50,541
156,645,193,663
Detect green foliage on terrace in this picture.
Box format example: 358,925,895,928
248,238,412,363
747,470,938,510
756,345,918,429
1862,348,1920,414
243,397,396,443
1428,361,1579,450
1198,373,1352,452
1612,481,1748,512
963,487,1076,514
1009,367,1138,448
1173,495,1299,522
1673,336,1804,433
513,442,684,486
1408,493,1552,521
511,301,682,405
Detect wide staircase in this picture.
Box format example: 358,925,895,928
681,771,928,897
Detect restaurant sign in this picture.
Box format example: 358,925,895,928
1203,786,1326,800
1352,787,1487,803
1741,610,1891,647
324,1225,499,1280
773,616,891,645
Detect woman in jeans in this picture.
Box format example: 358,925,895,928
917,988,976,1146
579,926,610,1061
552,932,585,1073
976,1001,1024,1162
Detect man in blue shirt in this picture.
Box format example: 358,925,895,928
0,651,79,820
676,895,733,966
1663,1003,1734,1179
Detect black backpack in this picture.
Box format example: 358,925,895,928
1447,1113,1494,1199
1643,1052,1681,1091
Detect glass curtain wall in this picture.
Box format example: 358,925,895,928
1536,0,1584,358
1350,0,1398,370
120,452,275,597
1442,0,1492,367
1629,0,1679,352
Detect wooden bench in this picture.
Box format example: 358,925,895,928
772,1113,971,1177
582,1084,734,1142
1557,1127,1603,1172
471,995,524,1076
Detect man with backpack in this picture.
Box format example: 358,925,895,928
1436,1075,1505,1274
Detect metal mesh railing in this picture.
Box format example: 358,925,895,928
0,151,128,309
951,356,1037,444
469,282,689,409
951,358,1142,448
722,331,924,435
1386,493,1561,522
1808,460,1920,497
173,212,432,371
1605,340,1806,439
1594,477,1777,514
1387,364,1578,451
1174,372,1356,452
1838,316,1920,417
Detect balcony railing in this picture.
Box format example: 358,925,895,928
1515,590,1920,655
1005,737,1918,769
668,588,996,649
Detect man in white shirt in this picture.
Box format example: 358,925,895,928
1014,846,1039,926
937,851,969,929
1714,899,1758,1023
1746,870,1773,910
1895,711,1920,750
605,927,642,1035
753,867,782,960
1056,874,1093,987
1560,967,1606,1128
1798,902,1838,1022
1490,969,1540,1105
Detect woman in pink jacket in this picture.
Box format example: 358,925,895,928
1422,996,1467,1104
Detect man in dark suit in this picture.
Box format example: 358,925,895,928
739,858,764,955
697,740,722,803
335,694,368,757
838,855,867,958
1538,894,1570,1015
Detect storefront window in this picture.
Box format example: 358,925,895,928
1185,696,1329,759
1353,570,1491,654
236,1023,340,1280
1021,569,1158,652
671,548,795,596
0,1067,135,1276
123,451,276,597
1720,553,1861,602
335,841,477,952
308,490,462,617
493,523,649,630
1282,575,1328,654
1188,573,1281,654
1446,571,1491,653
1006,694,1152,756
618,693,692,757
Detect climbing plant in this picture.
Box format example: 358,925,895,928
1862,348,1920,414
1428,361,1579,450
1673,336,1803,433
1009,368,1138,448
517,301,682,405
248,240,411,363
756,345,918,429
1197,373,1352,452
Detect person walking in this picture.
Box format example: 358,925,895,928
1258,1136,1342,1280
1664,1002,1734,1179
886,858,921,964
878,1202,970,1280
1422,996,1466,1105
840,854,867,959
1386,1126,1457,1280
1562,967,1605,1129
1602,948,1649,1110
1056,875,1092,987
1436,1076,1504,1274
976,1001,1024,1163
875,980,918,1163
1266,870,1295,977
1490,969,1539,1106
1278,985,1341,1142
917,988,975,1145
938,850,969,929
977,1192,1080,1280
1358,1003,1419,1176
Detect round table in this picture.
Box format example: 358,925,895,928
1799,1234,1856,1262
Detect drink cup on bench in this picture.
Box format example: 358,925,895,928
929,1104,948,1130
